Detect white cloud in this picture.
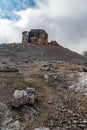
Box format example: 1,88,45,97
0,19,21,43
0,0,87,54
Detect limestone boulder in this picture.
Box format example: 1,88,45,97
12,88,36,107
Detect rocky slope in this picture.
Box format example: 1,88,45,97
0,43,87,130
0,43,86,64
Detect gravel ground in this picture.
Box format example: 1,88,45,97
0,43,87,130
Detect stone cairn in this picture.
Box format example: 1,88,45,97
12,88,35,107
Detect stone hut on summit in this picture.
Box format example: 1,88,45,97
22,29,48,45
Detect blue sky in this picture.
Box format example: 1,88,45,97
0,0,87,54
0,0,36,11
0,0,36,20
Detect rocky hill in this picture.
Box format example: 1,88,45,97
0,43,86,64
0,42,87,130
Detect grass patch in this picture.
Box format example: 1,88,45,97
0,72,35,103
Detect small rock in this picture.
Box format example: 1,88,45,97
13,120,20,130
82,67,87,72
44,74,49,80
48,101,53,104
35,127,50,130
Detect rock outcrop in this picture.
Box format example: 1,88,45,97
22,29,48,45
49,41,59,46
22,31,29,44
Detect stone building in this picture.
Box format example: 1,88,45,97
22,29,48,45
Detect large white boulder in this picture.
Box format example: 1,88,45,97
12,88,35,107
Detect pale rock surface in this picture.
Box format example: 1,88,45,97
12,88,35,107
69,72,87,95
35,127,50,130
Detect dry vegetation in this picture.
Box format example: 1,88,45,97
0,61,87,130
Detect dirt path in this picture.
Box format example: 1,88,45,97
23,70,57,130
